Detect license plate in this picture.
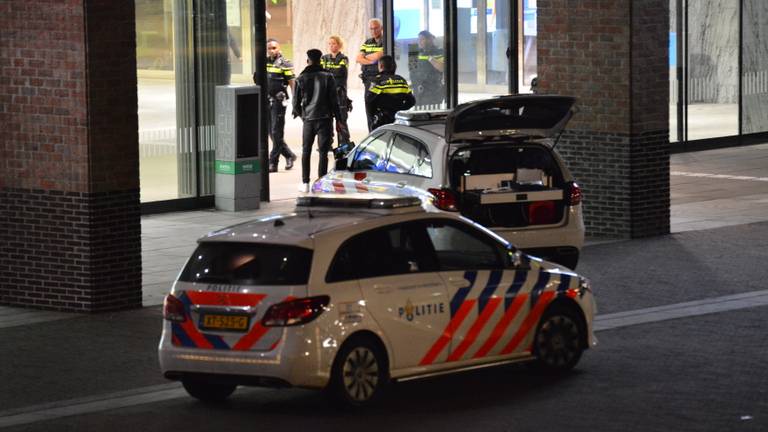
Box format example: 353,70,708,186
199,313,250,332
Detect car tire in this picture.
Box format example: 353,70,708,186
182,379,237,403
531,307,584,373
327,336,389,407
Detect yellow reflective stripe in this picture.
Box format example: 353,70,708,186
266,66,282,73
283,69,294,77
379,87,412,94
361,44,383,53
418,55,430,60
418,55,444,61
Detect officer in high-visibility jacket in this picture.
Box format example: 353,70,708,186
365,55,415,131
356,18,385,132
256,38,297,173
410,30,445,107
320,35,352,150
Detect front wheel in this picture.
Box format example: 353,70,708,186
182,379,237,403
532,309,584,373
328,337,388,407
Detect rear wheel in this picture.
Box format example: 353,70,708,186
328,336,388,407
532,308,584,373
182,379,237,403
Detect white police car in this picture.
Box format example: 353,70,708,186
315,95,584,269
159,195,597,406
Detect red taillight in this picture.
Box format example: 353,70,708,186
567,182,582,206
354,172,367,181
163,294,186,323
428,188,458,211
261,296,330,327
528,200,557,225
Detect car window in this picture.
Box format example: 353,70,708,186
326,222,439,282
179,242,313,285
423,220,503,270
351,132,392,171
388,134,433,177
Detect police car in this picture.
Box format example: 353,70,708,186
314,95,584,269
159,195,597,406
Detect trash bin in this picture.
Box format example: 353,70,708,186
215,85,261,211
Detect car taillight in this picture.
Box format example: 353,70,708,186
566,182,582,206
163,294,186,323
261,296,330,327
428,188,458,211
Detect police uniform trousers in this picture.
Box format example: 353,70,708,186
268,98,296,166
362,80,376,132
301,118,333,184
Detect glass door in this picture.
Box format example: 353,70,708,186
393,0,447,110
457,0,513,104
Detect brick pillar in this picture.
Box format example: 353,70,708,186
0,1,141,312
537,0,670,238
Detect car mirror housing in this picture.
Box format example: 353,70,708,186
334,157,348,171
507,248,528,270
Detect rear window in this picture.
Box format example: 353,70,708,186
178,242,313,285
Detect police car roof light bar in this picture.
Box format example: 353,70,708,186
296,195,422,210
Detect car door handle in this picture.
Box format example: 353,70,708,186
447,277,471,288
396,181,407,188
373,284,393,294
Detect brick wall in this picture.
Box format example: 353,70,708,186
0,1,141,312
538,0,670,238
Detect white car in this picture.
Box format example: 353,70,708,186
159,195,597,406
315,95,585,269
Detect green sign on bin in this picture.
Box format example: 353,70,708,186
215,160,260,175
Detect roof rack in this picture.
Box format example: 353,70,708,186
394,110,451,126
296,194,423,211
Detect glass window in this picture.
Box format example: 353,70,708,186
388,134,433,177
520,0,537,92
742,0,768,134
424,220,503,270
179,243,313,286
351,132,392,171
686,0,738,141
393,0,447,110
327,223,439,282
457,0,512,104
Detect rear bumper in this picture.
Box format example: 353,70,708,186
158,322,331,390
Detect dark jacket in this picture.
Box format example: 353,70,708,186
365,72,416,128
292,64,342,121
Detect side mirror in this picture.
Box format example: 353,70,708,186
335,157,348,171
507,248,528,270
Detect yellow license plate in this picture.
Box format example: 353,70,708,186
199,314,250,331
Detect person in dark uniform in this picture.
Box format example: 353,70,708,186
365,55,415,130
320,35,352,150
292,49,343,193
355,18,385,132
410,30,445,107
255,38,297,173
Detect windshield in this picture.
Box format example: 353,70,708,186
179,242,313,286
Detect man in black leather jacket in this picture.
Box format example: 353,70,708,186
292,49,343,192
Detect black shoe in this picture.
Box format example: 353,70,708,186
285,155,297,170
269,164,277,173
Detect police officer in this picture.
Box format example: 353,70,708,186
365,55,415,130
356,18,385,132
320,35,352,150
256,38,297,173
293,49,343,193
410,30,445,107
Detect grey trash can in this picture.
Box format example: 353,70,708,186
215,85,262,211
